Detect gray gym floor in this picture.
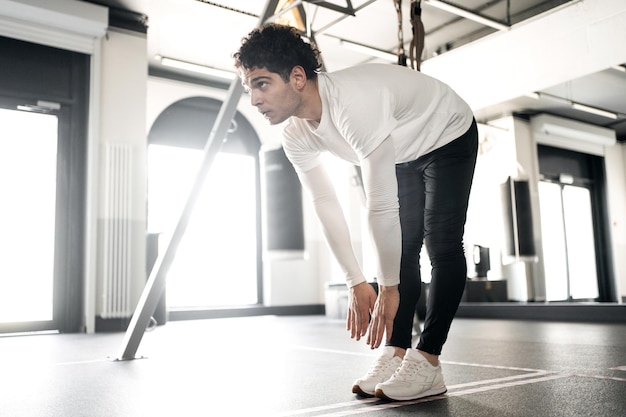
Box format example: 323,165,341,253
1,315,625,416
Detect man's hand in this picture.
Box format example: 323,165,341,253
367,285,399,349
347,282,378,341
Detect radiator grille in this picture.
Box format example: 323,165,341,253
100,143,133,318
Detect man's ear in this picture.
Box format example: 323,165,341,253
290,66,307,90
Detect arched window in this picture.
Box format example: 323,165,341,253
147,97,262,309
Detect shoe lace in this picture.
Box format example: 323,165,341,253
390,358,426,381
367,356,395,376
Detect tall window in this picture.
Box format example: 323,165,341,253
147,96,262,309
148,146,258,307
539,181,599,301
0,108,57,322
0,35,89,333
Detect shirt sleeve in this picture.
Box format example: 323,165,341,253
359,137,401,287
297,164,367,288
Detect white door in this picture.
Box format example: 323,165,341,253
539,181,599,301
0,107,58,323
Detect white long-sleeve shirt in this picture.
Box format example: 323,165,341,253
282,63,473,287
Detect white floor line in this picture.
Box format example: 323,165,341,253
276,399,378,417
2,358,110,369
314,373,572,417
275,371,558,417
441,359,549,373
571,372,626,383
288,344,377,358
446,373,570,397
447,370,553,389
57,358,112,366
51,358,110,366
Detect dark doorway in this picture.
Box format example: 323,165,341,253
537,144,616,302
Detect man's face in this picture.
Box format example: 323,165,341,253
242,67,301,125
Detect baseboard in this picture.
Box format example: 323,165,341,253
457,302,626,323
168,304,325,322
95,316,131,332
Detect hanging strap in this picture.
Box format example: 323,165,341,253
408,0,424,71
394,0,407,66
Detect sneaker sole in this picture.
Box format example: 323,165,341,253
352,385,375,398
374,386,447,401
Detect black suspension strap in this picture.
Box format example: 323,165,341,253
394,0,407,66
408,0,424,71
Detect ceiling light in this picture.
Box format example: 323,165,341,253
537,92,570,105
532,114,616,146
424,0,509,31
339,40,397,62
571,103,618,120
159,56,235,80
524,92,540,100
534,92,620,120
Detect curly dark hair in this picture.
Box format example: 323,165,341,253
233,23,322,82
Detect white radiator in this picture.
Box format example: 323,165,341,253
100,143,133,319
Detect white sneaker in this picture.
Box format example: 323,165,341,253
352,346,403,397
374,348,447,401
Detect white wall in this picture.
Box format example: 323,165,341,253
464,117,542,301
0,0,107,52
605,142,626,301
95,27,148,324
512,118,546,301
465,120,517,282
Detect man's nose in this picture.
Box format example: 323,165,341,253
250,91,261,107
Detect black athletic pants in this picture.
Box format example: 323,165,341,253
388,119,478,355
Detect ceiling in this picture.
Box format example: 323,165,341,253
82,0,626,142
